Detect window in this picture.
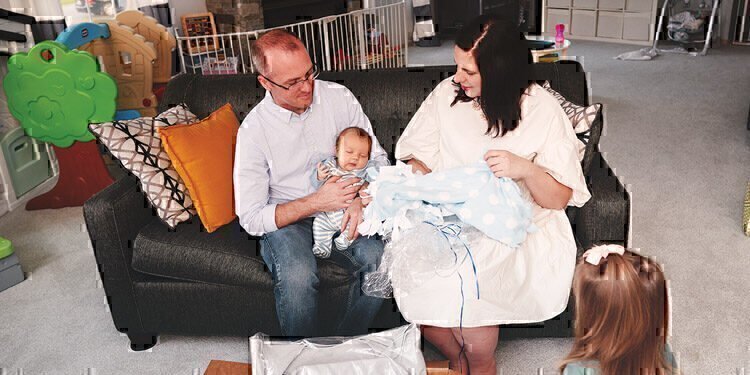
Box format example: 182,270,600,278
58,0,166,26
119,51,132,76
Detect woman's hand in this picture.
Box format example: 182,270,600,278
486,150,572,209
484,150,536,180
406,158,432,175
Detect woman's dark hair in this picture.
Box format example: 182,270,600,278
451,15,533,137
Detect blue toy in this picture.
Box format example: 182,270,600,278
55,22,110,50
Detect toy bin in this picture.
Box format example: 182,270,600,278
0,237,23,292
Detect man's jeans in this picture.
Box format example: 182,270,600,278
260,217,384,337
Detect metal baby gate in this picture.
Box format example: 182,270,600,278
175,1,408,75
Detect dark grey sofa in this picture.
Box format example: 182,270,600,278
83,62,630,351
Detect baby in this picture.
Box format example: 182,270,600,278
312,127,373,258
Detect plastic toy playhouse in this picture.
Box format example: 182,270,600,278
1,10,175,211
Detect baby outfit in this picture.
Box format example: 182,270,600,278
311,156,369,258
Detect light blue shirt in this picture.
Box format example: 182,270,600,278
233,80,390,236
562,344,678,374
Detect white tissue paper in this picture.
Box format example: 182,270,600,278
250,324,426,375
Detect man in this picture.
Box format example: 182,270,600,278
233,29,390,337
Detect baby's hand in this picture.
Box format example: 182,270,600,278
359,190,372,207
316,162,331,181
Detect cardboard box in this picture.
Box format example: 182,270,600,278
204,359,459,374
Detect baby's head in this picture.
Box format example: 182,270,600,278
562,245,672,374
335,127,372,171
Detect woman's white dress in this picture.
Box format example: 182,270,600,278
393,77,591,327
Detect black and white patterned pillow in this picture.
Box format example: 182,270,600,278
542,81,602,156
89,104,200,228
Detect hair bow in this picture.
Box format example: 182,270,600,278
583,244,625,265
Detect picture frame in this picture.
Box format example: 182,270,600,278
181,12,219,55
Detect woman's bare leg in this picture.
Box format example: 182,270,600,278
451,325,499,375
421,325,470,374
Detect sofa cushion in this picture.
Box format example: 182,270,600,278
159,103,240,232
88,104,200,228
131,218,351,289
540,81,602,161
541,81,601,134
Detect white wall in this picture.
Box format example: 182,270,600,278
168,0,206,35
29,0,62,18
367,0,415,43
0,0,24,33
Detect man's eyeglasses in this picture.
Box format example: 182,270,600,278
261,64,320,91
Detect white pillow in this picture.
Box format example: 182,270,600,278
89,104,200,228
541,81,602,160
541,81,601,135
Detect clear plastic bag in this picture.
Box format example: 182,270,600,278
362,216,484,299
250,324,426,375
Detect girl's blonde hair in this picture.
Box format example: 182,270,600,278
559,248,675,375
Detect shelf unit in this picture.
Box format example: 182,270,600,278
543,0,657,45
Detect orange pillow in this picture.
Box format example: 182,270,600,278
158,103,240,232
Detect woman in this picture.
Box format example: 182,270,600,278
394,16,591,374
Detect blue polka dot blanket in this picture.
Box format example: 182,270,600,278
359,161,536,247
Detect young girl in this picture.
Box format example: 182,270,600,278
560,244,679,375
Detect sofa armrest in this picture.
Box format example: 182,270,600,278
574,152,631,250
83,174,155,335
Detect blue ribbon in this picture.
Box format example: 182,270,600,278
423,221,481,374
424,222,480,299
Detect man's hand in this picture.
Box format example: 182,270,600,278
316,162,331,181
341,196,364,240
484,150,536,180
312,176,361,212
406,158,432,175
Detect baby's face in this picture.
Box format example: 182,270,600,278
336,134,370,171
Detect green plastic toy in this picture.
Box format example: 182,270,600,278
3,40,117,148
0,237,12,259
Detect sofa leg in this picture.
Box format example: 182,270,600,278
128,332,158,351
